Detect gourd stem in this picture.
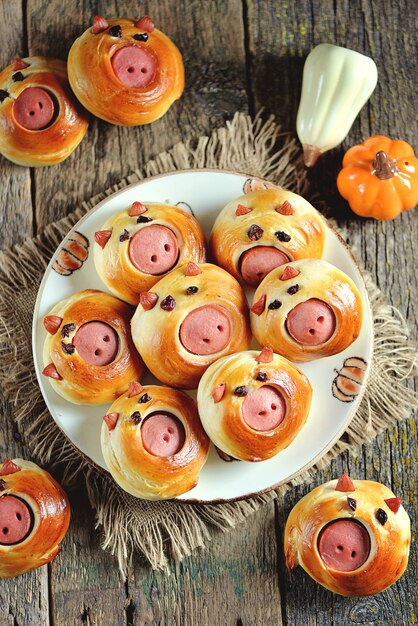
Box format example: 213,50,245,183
372,151,399,180
303,145,322,168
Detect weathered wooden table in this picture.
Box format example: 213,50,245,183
0,1,416,624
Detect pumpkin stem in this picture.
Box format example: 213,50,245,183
372,151,399,180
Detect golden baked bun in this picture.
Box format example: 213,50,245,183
131,262,251,389
101,384,210,500
68,16,184,125
0,56,88,166
210,188,326,288
94,201,206,305
250,259,363,362
197,348,312,461
284,475,411,596
0,458,70,578
42,289,144,404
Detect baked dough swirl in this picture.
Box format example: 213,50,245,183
131,263,251,388
250,259,363,362
0,56,88,166
0,458,70,578
42,289,144,404
197,350,312,461
68,17,184,125
210,189,326,287
101,384,209,500
94,202,206,304
284,477,411,596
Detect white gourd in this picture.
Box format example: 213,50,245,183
297,43,378,167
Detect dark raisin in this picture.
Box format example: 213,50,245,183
62,342,75,355
131,411,142,425
137,215,152,223
119,229,130,242
186,286,199,295
275,231,291,242
376,508,388,526
0,479,5,492
133,33,149,42
347,497,357,511
61,323,76,338
161,295,176,311
287,284,299,295
12,72,25,82
138,393,151,404
247,224,264,241
268,300,282,310
109,25,122,37
0,89,9,102
234,386,248,397
256,372,268,382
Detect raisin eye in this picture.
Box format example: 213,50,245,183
376,508,388,526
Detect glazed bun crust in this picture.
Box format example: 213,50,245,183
43,289,144,404
94,203,206,304
284,479,411,596
251,259,363,362
0,459,70,578
0,56,88,166
101,385,210,499
131,263,251,389
210,188,326,284
68,18,184,125
197,351,312,461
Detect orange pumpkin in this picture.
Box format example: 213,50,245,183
337,135,418,220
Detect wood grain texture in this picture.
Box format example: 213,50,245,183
22,1,253,624
28,0,248,230
49,487,127,626
125,502,282,626
0,1,33,247
247,0,417,624
0,2,48,626
0,0,416,625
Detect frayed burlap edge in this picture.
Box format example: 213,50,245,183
0,112,416,574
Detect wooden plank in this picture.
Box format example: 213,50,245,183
23,1,256,624
334,32,418,616
24,2,128,624
127,502,282,626
246,0,417,624
120,3,271,622
48,487,128,626
276,431,416,626
0,2,49,626
29,0,250,231
3,1,415,624
0,0,33,246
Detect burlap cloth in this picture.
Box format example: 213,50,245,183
0,113,416,574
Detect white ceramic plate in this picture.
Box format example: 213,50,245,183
32,170,373,502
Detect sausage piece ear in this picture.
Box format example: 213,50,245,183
91,16,109,34
43,316,63,335
0,459,21,476
335,474,355,492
